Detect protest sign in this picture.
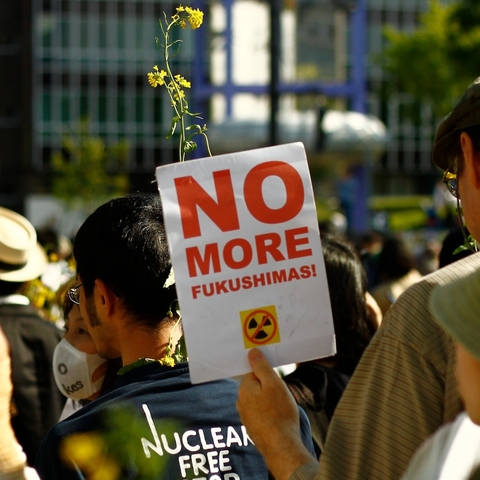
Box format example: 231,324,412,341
156,142,335,384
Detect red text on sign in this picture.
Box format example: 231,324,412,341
174,161,305,239
191,264,318,299
185,226,312,277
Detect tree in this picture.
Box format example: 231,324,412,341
380,0,480,119
446,0,480,79
51,121,130,211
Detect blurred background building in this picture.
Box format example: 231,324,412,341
0,0,457,235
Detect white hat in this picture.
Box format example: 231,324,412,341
0,207,48,282
430,260,480,362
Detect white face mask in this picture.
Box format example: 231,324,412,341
53,339,108,401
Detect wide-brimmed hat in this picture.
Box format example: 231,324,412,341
432,77,480,170
0,207,48,282
430,261,480,362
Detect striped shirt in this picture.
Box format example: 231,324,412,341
292,252,480,480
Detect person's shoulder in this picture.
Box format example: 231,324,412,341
382,253,480,327
0,304,59,327
36,418,66,464
407,252,480,293
116,363,241,406
190,376,241,395
0,305,62,344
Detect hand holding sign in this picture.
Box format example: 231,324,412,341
156,142,335,384
237,348,317,480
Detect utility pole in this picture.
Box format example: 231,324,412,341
269,0,281,146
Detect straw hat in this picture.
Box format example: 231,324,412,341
430,261,480,362
0,207,48,282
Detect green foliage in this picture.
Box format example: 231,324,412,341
148,7,210,162
102,405,179,479
446,0,480,78
379,0,480,119
60,404,181,479
453,234,477,254
51,121,130,208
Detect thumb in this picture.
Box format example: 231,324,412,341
248,348,277,384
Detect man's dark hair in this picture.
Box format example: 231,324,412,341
73,193,177,328
376,236,416,281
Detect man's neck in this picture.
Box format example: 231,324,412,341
118,320,181,367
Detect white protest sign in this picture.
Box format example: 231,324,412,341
156,142,335,384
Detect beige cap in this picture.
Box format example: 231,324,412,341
0,207,47,282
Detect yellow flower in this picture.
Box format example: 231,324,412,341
174,6,203,30
147,66,168,88
174,90,185,100
147,72,159,87
90,458,120,480
159,356,175,367
60,432,121,480
174,74,191,88
186,7,203,29
60,433,105,469
33,294,46,309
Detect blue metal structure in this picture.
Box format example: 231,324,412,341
191,0,369,233
192,0,367,114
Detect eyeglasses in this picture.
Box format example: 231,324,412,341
443,170,459,199
67,284,84,305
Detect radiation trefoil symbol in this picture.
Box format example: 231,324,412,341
240,305,281,349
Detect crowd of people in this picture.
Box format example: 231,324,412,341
0,78,480,480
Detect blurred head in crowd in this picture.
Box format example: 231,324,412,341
321,233,378,371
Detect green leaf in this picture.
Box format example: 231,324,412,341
173,335,188,363
166,116,179,139
453,244,470,254
453,235,477,254
183,140,197,153
185,124,202,132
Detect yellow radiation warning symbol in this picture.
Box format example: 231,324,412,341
240,305,281,348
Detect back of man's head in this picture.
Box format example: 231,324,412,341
73,193,177,327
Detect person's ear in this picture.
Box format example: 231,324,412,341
460,132,480,189
94,279,118,317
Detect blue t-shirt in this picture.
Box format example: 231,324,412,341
36,362,314,479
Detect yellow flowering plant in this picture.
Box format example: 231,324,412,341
58,7,203,480
147,5,211,162
158,300,187,366
60,406,178,480
147,5,211,365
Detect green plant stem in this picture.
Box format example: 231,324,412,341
202,132,213,157
164,20,187,162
